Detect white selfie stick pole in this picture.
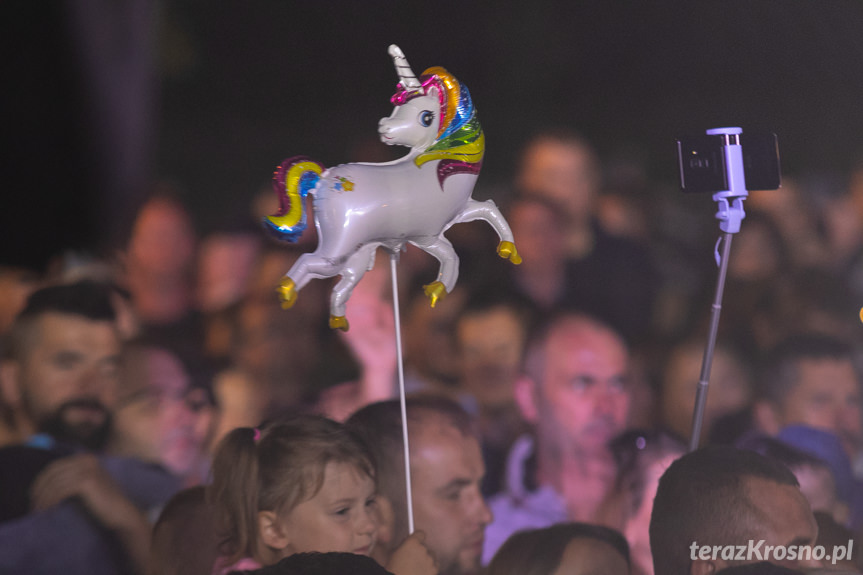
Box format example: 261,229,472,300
689,127,748,451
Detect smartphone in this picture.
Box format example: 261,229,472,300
677,132,781,193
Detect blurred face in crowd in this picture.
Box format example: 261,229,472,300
112,346,211,477
660,343,751,442
530,318,631,457
196,232,260,312
127,197,196,278
456,306,526,409
404,288,466,386
411,417,493,575
728,219,783,282
774,358,862,455
235,299,317,388
517,137,600,225
507,199,566,272
1,312,120,449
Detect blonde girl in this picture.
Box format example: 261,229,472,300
209,415,378,571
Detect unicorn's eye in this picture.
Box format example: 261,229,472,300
419,111,434,127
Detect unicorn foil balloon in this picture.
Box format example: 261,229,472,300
264,45,521,331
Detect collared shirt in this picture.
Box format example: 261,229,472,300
481,435,568,565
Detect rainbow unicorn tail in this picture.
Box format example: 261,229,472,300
263,156,325,242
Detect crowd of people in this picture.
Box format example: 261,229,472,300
0,129,862,575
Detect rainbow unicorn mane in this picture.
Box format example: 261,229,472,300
391,67,484,186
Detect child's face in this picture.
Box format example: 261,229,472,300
276,461,378,558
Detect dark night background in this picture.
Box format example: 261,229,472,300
5,0,863,270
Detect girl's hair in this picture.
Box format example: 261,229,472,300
208,415,376,563
487,522,630,575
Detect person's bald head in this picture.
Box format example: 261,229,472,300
649,447,817,575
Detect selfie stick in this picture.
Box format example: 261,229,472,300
389,252,415,533
688,127,749,452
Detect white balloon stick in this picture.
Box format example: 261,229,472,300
389,251,415,534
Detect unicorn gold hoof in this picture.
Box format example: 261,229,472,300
423,281,448,308
329,315,350,332
278,277,298,309
497,241,522,265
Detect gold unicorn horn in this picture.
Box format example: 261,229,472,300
388,44,420,89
